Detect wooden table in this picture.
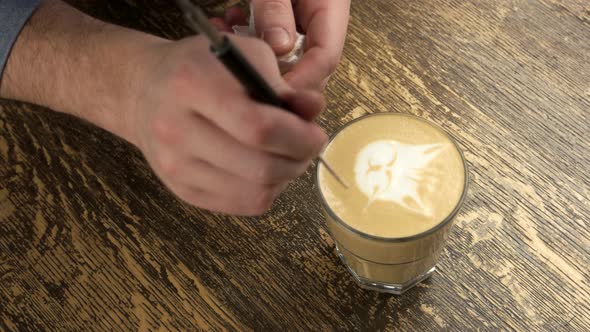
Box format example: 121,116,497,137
1,0,589,330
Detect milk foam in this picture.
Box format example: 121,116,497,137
354,140,447,217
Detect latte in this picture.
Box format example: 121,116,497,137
317,113,467,294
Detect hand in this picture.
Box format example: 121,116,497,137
251,0,351,90
131,35,327,216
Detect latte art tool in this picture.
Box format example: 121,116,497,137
177,0,348,189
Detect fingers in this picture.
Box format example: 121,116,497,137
286,0,350,90
284,48,335,90
165,159,289,216
141,34,329,216
150,113,299,216
151,112,312,185
294,0,350,51
282,88,325,121
174,182,288,216
198,92,326,161
251,0,297,55
182,37,327,161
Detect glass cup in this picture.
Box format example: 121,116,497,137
316,113,468,295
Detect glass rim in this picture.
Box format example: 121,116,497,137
315,112,469,243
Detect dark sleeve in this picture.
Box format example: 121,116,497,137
0,0,41,81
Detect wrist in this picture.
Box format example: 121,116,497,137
92,26,172,147
0,0,171,147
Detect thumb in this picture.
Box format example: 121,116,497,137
251,0,296,55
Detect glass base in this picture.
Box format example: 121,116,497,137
336,245,436,295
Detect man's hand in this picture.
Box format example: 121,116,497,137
252,0,351,90
133,35,327,215
1,0,327,216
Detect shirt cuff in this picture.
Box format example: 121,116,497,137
0,0,42,83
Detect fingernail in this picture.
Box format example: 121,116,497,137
262,27,290,49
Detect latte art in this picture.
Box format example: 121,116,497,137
317,113,467,293
318,113,466,238
354,141,447,217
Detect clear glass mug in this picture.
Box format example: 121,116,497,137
316,113,468,295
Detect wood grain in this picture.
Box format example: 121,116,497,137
1,0,589,330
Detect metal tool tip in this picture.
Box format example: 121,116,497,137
319,157,349,189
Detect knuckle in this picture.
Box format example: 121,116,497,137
176,187,203,208
156,154,179,178
244,115,275,147
170,184,241,216
152,117,181,145
174,187,220,214
254,158,279,184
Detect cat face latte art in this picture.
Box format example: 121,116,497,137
317,113,467,294
355,140,446,217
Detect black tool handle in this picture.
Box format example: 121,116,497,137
212,37,291,112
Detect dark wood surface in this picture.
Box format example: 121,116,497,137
1,0,589,330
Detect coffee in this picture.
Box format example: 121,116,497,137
317,113,467,294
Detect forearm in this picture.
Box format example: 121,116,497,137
0,0,169,145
